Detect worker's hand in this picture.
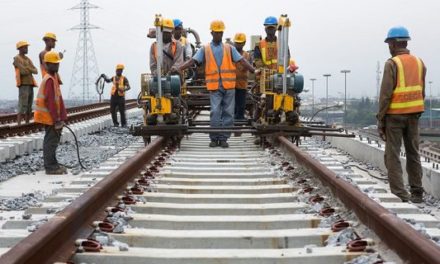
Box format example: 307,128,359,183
170,66,179,74
54,121,64,130
59,52,64,59
378,127,386,141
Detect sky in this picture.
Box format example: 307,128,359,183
1,0,439,101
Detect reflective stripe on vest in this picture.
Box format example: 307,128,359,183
153,41,177,62
387,54,424,114
180,36,187,46
260,39,277,69
34,74,62,125
15,67,37,88
204,43,237,91
111,75,126,96
235,51,250,89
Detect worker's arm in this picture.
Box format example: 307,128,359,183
28,58,38,74
99,74,112,83
238,58,256,73
124,77,131,92
231,46,256,73
13,56,31,75
175,46,205,72
173,43,184,69
45,78,61,125
376,59,396,139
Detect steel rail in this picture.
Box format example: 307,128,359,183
0,136,167,264
0,101,138,138
277,136,440,264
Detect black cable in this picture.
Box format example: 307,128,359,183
64,125,88,170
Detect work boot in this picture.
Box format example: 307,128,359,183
58,165,68,174
46,167,66,175
209,140,218,147
219,140,229,148
410,190,424,203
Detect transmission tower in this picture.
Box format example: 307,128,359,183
68,0,100,104
376,61,381,102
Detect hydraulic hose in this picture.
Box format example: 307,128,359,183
64,125,88,170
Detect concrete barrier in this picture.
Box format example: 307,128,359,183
328,136,440,198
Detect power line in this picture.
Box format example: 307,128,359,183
68,0,100,104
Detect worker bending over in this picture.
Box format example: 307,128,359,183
34,51,67,175
377,26,426,203
101,64,131,127
150,19,184,75
13,41,38,125
175,20,255,148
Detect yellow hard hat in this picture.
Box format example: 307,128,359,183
43,32,57,41
233,33,246,43
16,41,30,49
116,64,125,70
43,51,62,63
162,18,174,32
210,20,225,32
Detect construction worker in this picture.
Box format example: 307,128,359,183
254,16,278,70
233,33,251,120
100,64,131,127
377,26,426,203
13,41,38,125
175,20,256,148
173,19,193,61
34,51,67,175
39,32,63,83
150,18,184,75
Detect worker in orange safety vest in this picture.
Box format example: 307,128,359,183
233,33,251,121
34,51,67,175
13,41,38,125
377,26,426,203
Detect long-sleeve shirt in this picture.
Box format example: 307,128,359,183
45,78,67,123
149,41,184,75
377,48,426,127
13,55,38,86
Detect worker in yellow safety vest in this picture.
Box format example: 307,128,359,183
39,32,63,83
254,16,278,70
174,20,256,148
377,26,426,203
100,64,131,127
34,51,68,175
233,33,251,121
13,41,38,125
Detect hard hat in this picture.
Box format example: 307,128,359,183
43,51,62,63
162,18,174,32
116,64,125,70
173,19,183,28
16,41,30,49
210,20,225,32
233,33,246,43
43,32,57,41
264,16,278,27
385,26,411,43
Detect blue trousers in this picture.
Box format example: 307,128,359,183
210,87,235,141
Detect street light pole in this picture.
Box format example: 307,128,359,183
429,81,433,128
323,74,331,124
340,70,351,127
310,78,316,116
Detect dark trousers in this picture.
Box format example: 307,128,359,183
110,96,126,126
384,114,424,199
43,125,61,170
234,88,247,120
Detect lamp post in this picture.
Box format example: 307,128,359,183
340,70,351,127
429,81,433,128
323,74,331,123
310,78,316,116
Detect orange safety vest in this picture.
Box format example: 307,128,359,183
387,54,424,114
15,68,37,88
111,75,126,96
235,51,250,89
260,39,278,70
34,74,63,125
204,43,236,91
153,41,177,61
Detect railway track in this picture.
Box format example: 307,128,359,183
0,99,137,139
1,126,440,263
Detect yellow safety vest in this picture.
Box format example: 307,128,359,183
111,76,126,96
